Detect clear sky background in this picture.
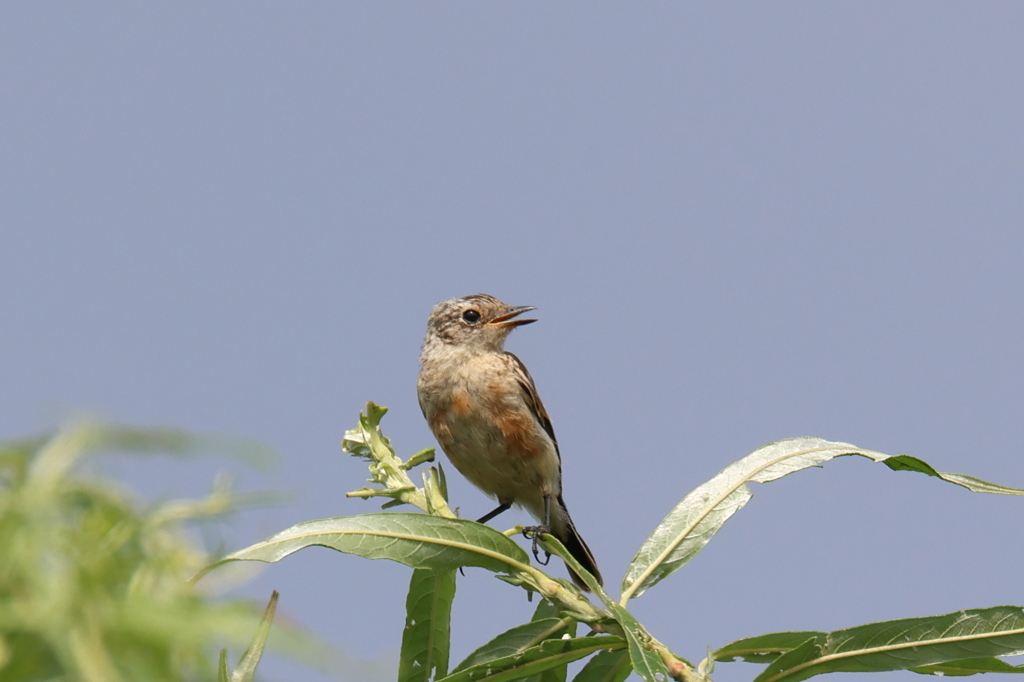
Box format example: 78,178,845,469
2,4,1023,682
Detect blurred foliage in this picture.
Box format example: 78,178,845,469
0,420,280,682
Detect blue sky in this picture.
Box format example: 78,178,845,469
2,4,1023,681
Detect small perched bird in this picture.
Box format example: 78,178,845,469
417,293,602,589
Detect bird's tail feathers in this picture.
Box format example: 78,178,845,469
552,495,602,591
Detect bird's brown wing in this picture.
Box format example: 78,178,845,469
505,351,560,459
506,353,603,587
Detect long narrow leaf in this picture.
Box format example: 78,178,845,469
196,513,531,582
399,569,456,682
218,649,229,682
530,599,563,623
715,632,826,664
572,650,633,682
453,618,571,674
753,605,1024,682
607,600,673,682
519,602,578,682
455,615,578,682
909,657,1024,676
622,438,1024,601
437,637,623,682
230,591,278,682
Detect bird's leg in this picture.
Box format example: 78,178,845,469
476,502,511,525
522,494,552,566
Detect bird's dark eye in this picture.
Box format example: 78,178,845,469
462,309,481,324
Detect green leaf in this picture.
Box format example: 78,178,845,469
229,591,278,682
529,660,569,682
753,605,1024,682
424,467,451,516
403,447,437,470
437,461,449,502
910,657,1024,676
714,632,825,663
507,602,580,682
218,649,229,682
399,569,456,682
531,598,563,623
883,456,1024,495
437,636,623,682
572,650,634,682
622,437,1024,601
606,601,671,682
453,619,572,674
528,599,577,638
197,513,532,581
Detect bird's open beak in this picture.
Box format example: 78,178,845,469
489,305,537,328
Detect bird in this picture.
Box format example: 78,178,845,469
416,293,602,589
